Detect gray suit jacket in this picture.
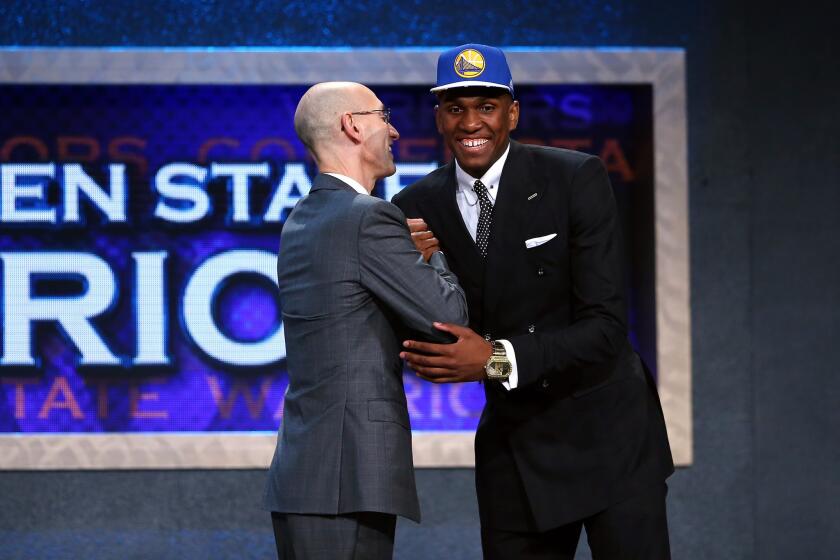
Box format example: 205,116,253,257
263,174,468,522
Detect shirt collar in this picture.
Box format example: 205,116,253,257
454,142,511,198
324,173,370,196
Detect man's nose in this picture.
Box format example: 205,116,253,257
458,109,482,131
389,123,400,140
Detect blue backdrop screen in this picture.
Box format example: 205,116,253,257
0,84,653,433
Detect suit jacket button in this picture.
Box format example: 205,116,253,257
528,325,535,333
537,267,544,276
541,378,550,388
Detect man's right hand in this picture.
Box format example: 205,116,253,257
407,218,440,262
400,323,492,383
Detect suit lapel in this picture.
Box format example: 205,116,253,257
483,142,544,323
417,163,484,264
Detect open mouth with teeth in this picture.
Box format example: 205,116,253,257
459,138,490,150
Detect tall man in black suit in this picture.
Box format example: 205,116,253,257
393,44,674,559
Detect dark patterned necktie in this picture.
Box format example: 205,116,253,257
473,179,493,257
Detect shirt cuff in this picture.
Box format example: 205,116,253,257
427,250,448,270
497,339,518,390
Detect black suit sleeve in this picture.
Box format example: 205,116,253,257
508,155,628,388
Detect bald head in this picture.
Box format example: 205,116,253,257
294,81,398,187
294,82,373,159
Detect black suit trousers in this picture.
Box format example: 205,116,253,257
481,483,670,560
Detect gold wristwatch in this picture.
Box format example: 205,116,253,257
484,340,512,380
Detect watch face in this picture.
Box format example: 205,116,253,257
486,357,511,379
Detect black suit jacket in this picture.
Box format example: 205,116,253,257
392,141,674,531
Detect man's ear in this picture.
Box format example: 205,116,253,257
340,112,363,144
434,104,443,135
508,100,520,132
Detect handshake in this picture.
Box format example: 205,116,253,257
401,217,493,384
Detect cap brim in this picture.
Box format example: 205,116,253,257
430,81,512,93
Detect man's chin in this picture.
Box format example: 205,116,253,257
454,153,491,176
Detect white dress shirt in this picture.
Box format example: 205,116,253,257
324,173,370,195
453,144,520,390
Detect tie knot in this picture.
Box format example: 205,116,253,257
473,180,489,195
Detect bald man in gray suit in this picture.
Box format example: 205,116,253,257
263,82,468,560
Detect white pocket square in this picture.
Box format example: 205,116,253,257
525,233,557,249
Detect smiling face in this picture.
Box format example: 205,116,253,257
351,87,400,181
435,87,519,178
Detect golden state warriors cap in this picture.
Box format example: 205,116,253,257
431,43,514,96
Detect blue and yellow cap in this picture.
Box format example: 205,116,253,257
431,43,514,97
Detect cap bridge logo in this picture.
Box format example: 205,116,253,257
454,49,485,78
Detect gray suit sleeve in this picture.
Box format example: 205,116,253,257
358,200,468,342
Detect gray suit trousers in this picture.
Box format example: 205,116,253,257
271,511,396,560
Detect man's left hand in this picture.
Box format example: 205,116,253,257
400,322,491,383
